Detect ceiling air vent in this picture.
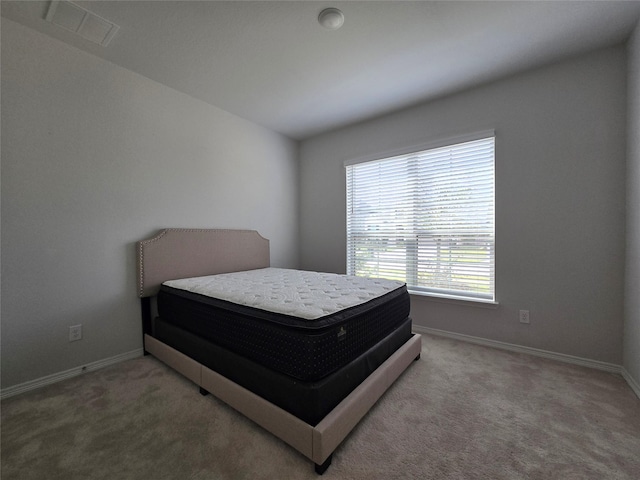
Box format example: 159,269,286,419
45,0,119,47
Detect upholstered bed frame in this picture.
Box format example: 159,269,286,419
137,228,422,474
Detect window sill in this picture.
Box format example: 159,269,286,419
408,289,499,309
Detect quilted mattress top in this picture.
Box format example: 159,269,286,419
163,267,405,320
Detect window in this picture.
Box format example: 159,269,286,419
346,134,495,302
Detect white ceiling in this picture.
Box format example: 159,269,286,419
3,1,640,140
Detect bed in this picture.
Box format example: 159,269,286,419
136,228,422,474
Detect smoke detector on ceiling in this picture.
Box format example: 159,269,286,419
45,0,119,47
318,8,344,30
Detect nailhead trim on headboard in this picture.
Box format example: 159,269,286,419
136,228,270,298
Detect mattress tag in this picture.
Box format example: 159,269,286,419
337,326,347,341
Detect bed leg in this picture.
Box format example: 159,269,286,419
414,353,421,361
199,386,210,396
314,454,332,475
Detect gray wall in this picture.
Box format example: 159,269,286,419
300,46,627,365
625,22,640,386
0,19,299,389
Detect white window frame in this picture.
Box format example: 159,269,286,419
345,131,496,303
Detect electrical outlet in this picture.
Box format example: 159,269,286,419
69,324,82,342
519,310,530,324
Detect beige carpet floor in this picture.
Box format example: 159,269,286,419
2,334,639,479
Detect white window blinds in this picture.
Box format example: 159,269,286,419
346,135,495,301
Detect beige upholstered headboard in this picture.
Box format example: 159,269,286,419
136,228,270,298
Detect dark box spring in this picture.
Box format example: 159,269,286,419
153,316,413,425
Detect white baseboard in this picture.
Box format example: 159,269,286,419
413,325,622,374
0,348,144,400
4,333,639,402
622,368,640,399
